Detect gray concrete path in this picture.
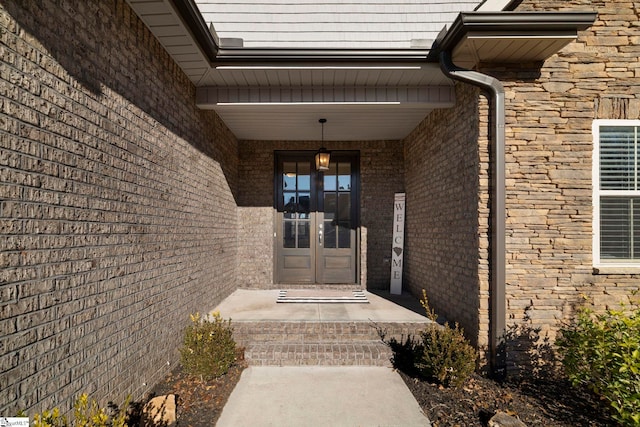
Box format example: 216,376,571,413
216,366,431,427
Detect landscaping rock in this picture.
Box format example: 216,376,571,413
143,394,177,427
488,411,527,427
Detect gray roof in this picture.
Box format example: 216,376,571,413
195,0,483,48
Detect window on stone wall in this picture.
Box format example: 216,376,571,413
593,120,640,265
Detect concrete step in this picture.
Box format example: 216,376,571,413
232,321,428,366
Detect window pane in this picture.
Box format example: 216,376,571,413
283,220,296,248
324,163,337,191
600,197,640,260
298,162,311,191
283,162,297,190
600,126,637,190
324,192,336,220
338,162,351,190
324,220,336,248
635,200,640,259
338,225,351,248
298,222,310,248
338,193,351,225
298,193,310,218
283,192,296,212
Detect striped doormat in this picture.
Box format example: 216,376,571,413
276,289,369,303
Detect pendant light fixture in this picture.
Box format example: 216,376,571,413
315,118,330,171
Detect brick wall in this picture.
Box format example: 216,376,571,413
494,0,640,373
1,0,239,415
237,140,404,289
403,84,491,350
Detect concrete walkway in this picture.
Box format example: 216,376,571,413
212,289,432,427
216,366,431,427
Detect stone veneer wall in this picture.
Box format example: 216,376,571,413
403,84,491,350
1,0,239,415
491,0,640,374
237,140,404,289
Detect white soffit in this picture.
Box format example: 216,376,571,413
211,104,438,141
452,32,578,68
126,0,210,83
199,63,452,87
196,63,455,140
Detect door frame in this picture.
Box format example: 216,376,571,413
273,150,361,285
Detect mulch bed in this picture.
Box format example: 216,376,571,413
147,357,248,427
147,359,614,427
400,371,614,427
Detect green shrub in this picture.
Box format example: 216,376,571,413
380,291,477,387
416,291,477,387
179,312,237,379
556,301,640,426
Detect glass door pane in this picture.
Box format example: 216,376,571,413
323,161,352,249
282,161,311,249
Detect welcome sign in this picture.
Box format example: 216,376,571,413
390,193,405,295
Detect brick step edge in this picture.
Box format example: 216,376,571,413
243,342,393,367
232,321,430,346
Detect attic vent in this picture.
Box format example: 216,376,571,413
209,23,244,48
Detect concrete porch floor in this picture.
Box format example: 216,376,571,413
211,288,431,323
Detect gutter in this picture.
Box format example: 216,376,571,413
439,51,506,377
210,48,431,64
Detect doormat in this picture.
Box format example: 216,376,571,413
276,289,369,303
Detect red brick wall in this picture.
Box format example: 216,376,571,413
1,0,239,414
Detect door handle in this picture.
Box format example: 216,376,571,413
318,224,323,245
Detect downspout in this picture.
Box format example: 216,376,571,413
439,51,506,377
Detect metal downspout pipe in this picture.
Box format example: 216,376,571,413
439,51,506,377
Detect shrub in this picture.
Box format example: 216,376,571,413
179,312,237,379
33,408,67,427
416,291,477,387
556,301,640,426
31,394,129,427
382,290,476,388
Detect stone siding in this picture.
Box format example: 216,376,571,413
403,84,491,350
495,0,640,373
1,0,239,415
404,0,640,373
237,140,404,289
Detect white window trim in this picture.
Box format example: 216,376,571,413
593,119,640,268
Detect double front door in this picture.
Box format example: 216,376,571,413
275,152,359,284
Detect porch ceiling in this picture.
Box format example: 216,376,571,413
126,0,595,141
196,64,455,140
125,0,455,141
